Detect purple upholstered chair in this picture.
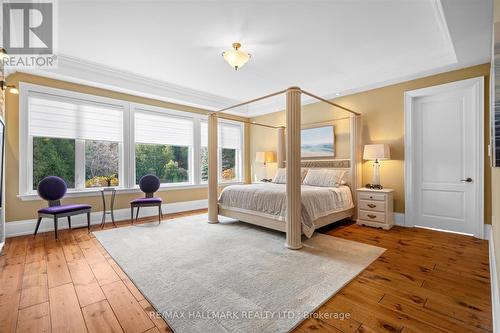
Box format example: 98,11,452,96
34,176,92,239
130,174,163,224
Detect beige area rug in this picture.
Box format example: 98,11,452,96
94,214,385,333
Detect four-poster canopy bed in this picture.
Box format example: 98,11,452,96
207,87,362,250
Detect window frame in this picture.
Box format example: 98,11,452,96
199,119,244,184
18,83,245,200
20,83,129,196
131,103,198,188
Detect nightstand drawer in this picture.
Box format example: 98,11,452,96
358,192,386,201
359,200,385,212
359,210,386,223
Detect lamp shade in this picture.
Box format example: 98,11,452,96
255,152,266,163
256,151,276,163
222,43,251,70
363,144,390,161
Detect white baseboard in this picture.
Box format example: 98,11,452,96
394,213,405,226
5,199,208,238
485,224,500,333
485,224,492,241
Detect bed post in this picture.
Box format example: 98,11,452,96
285,87,302,250
208,113,219,224
350,114,362,219
277,126,286,168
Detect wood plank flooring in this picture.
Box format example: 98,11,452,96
0,210,492,333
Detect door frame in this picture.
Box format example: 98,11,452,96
404,76,484,239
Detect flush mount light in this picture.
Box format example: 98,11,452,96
222,42,251,70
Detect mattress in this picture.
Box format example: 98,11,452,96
218,183,353,237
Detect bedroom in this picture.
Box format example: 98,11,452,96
0,0,498,332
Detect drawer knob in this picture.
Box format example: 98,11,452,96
368,204,376,208
367,214,377,219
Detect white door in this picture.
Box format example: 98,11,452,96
405,77,483,237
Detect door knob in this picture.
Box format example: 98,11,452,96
461,178,473,183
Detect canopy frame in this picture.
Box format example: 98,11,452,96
208,87,362,249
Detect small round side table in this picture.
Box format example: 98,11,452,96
100,188,117,228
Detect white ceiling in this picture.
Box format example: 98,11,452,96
25,0,492,116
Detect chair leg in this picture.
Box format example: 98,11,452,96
130,207,134,224
158,205,161,224
100,210,106,229
67,216,72,229
54,216,58,240
135,206,140,222
87,212,91,232
34,217,42,238
111,210,116,227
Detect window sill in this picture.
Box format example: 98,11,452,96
17,181,243,201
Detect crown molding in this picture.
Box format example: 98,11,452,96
16,54,250,116
246,58,489,118
10,0,461,119
432,0,458,64
246,0,461,117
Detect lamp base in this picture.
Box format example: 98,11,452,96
365,183,384,190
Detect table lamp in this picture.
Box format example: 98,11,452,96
363,144,390,189
255,151,276,181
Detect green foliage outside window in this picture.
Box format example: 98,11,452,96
135,144,189,184
200,147,237,182
201,147,208,181
222,148,236,181
33,137,75,189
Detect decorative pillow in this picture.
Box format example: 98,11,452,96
272,168,287,184
272,168,309,184
302,169,347,187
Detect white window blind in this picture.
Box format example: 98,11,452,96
135,110,193,146
220,123,241,149
201,121,208,147
200,121,241,149
29,94,123,142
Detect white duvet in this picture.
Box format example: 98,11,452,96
218,183,353,237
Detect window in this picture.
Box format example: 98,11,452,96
134,110,192,184
220,123,242,182
85,141,119,187
200,121,242,183
19,83,245,197
33,137,75,189
26,91,124,191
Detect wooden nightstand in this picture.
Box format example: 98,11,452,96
356,188,394,230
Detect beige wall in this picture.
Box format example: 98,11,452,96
251,64,492,223
250,107,351,181
4,72,248,222
492,0,500,292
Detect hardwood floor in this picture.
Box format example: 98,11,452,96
0,210,492,333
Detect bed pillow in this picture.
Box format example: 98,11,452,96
272,168,287,183
272,168,309,184
302,169,346,187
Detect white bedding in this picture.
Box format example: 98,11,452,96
218,183,353,237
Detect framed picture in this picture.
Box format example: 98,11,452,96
301,124,335,159
492,22,500,167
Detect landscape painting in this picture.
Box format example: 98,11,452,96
301,125,335,159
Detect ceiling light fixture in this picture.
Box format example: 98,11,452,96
222,42,251,70
0,81,19,94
